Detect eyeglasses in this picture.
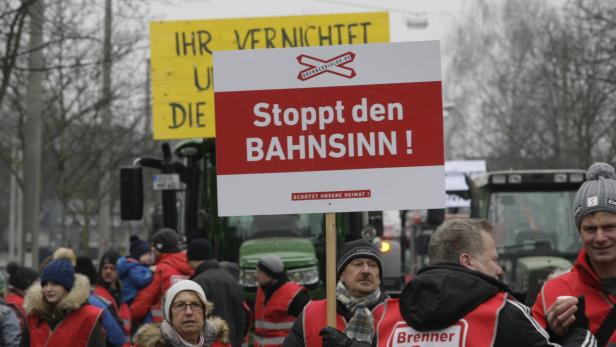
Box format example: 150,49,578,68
171,301,203,312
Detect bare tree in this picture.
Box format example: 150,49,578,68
0,0,157,261
0,0,31,109
446,0,616,169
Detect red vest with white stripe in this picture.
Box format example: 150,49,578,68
28,305,103,347
532,249,616,344
302,300,348,347
94,285,132,335
375,293,507,347
254,281,305,347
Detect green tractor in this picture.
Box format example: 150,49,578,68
468,170,585,304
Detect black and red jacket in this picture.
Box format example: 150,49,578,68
387,264,595,347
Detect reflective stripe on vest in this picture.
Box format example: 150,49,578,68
254,320,295,330
96,294,112,306
28,305,103,347
241,334,250,347
303,300,347,347
151,307,164,322
375,293,507,347
253,335,286,345
254,282,304,347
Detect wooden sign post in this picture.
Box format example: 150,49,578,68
325,212,337,326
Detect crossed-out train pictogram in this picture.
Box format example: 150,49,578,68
296,52,356,81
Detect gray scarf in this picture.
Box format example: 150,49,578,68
160,320,216,347
336,280,381,343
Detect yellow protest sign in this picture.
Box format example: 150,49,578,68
149,12,390,139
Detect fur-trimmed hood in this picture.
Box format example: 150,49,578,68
134,316,230,347
23,273,91,321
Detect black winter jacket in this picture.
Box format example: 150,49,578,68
191,260,246,347
398,264,596,347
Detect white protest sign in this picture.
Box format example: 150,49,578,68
214,41,445,216
445,160,486,208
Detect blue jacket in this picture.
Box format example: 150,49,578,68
116,256,153,305
88,294,126,346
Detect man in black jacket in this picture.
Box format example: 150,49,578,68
374,219,596,347
187,238,246,347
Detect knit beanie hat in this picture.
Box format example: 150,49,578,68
75,256,98,286
151,228,179,253
163,280,208,321
574,162,616,229
41,258,75,291
99,250,120,273
6,262,38,291
187,238,215,261
257,255,285,279
336,239,383,279
129,235,150,260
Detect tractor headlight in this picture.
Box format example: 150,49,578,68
239,269,256,287
380,240,392,253
287,266,319,285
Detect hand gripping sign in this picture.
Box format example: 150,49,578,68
297,52,356,81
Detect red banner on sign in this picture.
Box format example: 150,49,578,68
215,81,443,175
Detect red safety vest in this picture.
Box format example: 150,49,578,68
6,291,26,319
254,281,305,347
532,249,616,344
375,293,507,347
28,305,103,347
302,300,347,347
94,285,132,335
6,291,24,309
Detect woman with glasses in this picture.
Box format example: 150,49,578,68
134,280,231,347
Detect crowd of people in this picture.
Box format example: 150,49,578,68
0,162,615,346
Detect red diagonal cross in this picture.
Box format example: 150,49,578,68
297,52,356,81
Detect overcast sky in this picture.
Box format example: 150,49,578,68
148,0,468,44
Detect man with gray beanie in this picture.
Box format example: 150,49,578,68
532,162,616,346
253,254,309,347
283,239,387,347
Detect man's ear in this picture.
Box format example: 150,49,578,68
459,253,474,270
